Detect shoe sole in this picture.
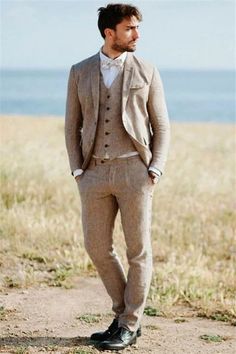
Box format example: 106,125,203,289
97,337,137,351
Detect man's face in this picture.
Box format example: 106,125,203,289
110,16,140,53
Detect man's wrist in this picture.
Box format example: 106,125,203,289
72,169,84,178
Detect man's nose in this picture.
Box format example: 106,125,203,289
133,29,140,40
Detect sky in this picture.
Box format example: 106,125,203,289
0,0,235,70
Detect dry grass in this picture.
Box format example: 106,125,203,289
0,115,235,320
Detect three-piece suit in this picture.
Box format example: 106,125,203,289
65,51,170,331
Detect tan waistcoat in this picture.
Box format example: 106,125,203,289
93,71,136,159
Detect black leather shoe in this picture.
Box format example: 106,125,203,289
90,318,119,342
90,319,141,343
97,326,137,351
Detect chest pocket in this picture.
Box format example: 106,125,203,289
130,80,146,90
130,81,149,103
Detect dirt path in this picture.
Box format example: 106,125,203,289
0,277,235,354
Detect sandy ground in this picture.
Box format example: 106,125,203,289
0,277,235,354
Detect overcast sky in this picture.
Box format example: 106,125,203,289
1,0,235,70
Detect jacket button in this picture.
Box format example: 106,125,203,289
105,144,109,148
105,119,110,123
105,132,110,135
106,107,110,110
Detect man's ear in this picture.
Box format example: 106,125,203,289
104,28,114,39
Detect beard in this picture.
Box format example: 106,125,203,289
111,38,137,53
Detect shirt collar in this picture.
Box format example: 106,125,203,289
99,49,127,66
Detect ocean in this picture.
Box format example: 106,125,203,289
0,69,235,123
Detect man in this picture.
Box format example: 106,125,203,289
65,3,170,351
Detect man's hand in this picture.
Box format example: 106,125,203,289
75,175,82,183
148,170,160,184
72,169,84,181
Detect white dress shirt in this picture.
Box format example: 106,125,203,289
99,50,127,88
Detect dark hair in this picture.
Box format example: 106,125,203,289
97,3,142,39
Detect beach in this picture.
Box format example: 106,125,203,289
0,115,235,353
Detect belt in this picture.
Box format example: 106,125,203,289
90,153,140,166
92,151,139,160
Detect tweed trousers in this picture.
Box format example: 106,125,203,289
77,155,155,332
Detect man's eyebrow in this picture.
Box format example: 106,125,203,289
126,25,139,29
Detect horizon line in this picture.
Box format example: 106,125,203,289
1,67,235,71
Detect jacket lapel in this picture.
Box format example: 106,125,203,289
90,53,100,122
122,53,147,113
122,53,134,114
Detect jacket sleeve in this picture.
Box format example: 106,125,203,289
65,65,84,173
147,67,170,174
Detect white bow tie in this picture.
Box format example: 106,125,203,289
101,58,123,70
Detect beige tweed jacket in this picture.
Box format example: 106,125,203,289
65,52,170,173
